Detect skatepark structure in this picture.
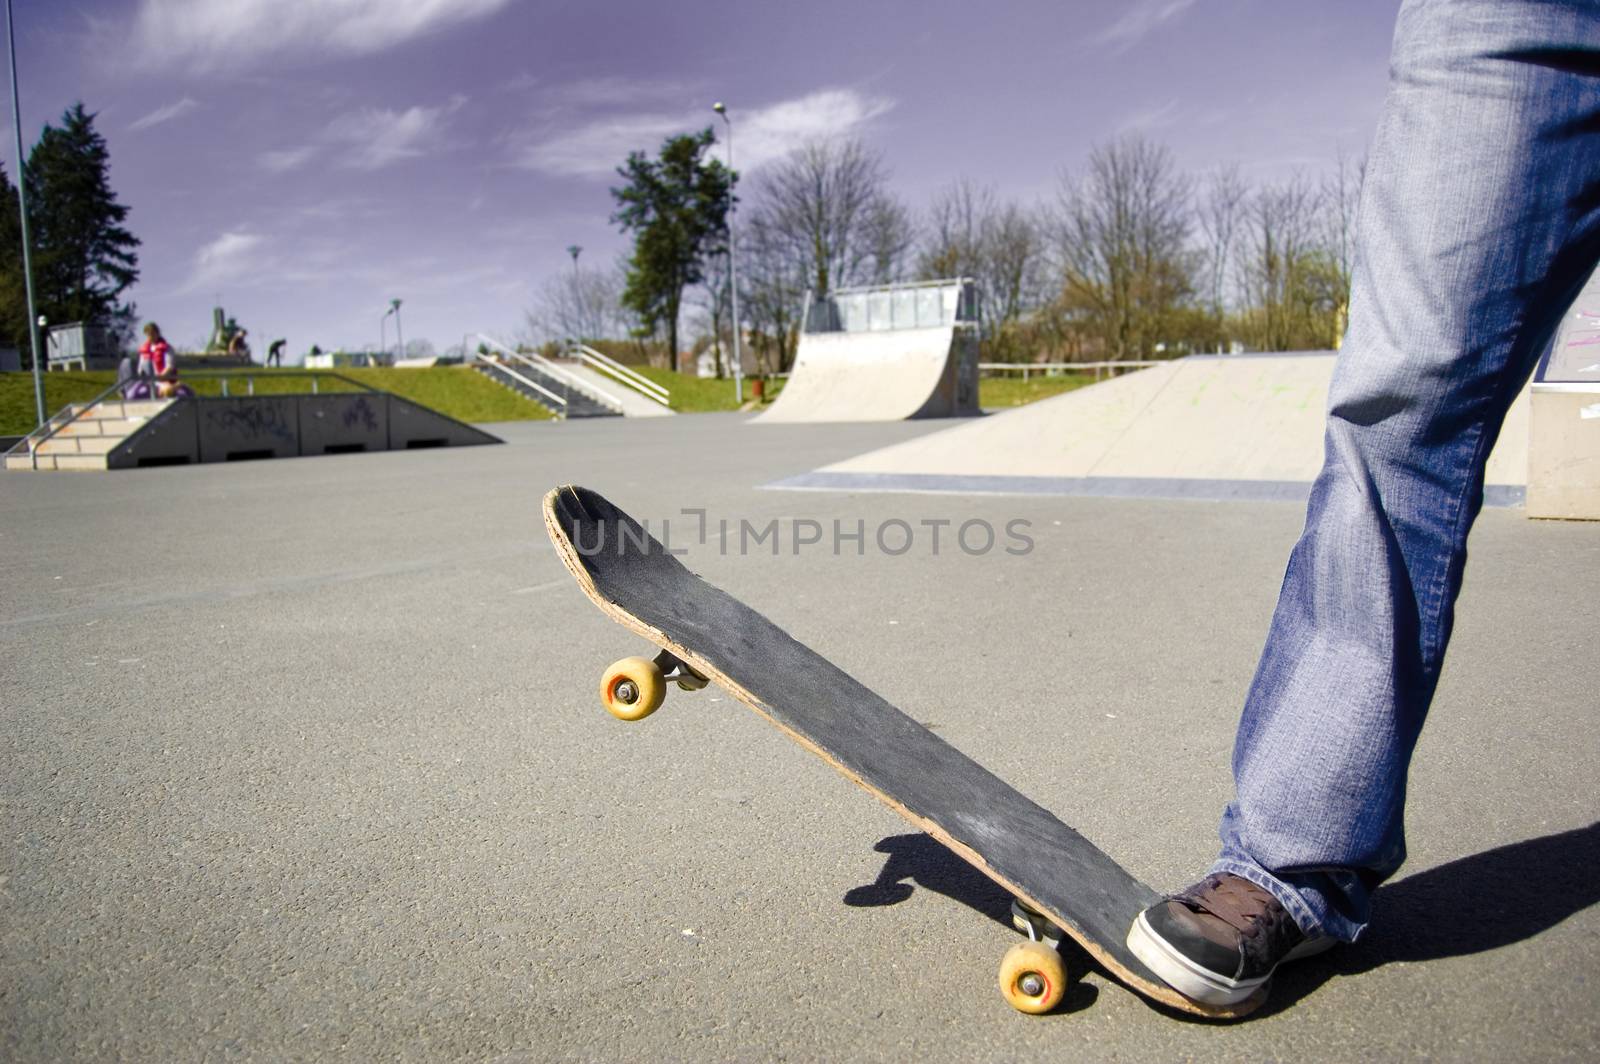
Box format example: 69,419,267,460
1530,271,1600,518
768,351,1533,506
472,335,673,420
754,279,981,423
4,373,499,472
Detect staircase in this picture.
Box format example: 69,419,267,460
472,350,620,419
5,398,174,471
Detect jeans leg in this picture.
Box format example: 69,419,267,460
1213,0,1600,942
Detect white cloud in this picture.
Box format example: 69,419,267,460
258,97,464,173
183,231,266,293
260,145,319,174
736,90,895,170
324,97,464,169
1092,0,1199,54
513,113,687,179
512,88,893,179
131,0,514,70
129,97,199,132
1117,99,1183,135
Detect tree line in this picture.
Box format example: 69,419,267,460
0,103,140,361
528,131,1362,374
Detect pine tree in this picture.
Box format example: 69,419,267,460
0,164,27,352
25,102,140,336
610,128,733,372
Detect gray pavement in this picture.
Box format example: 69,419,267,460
2,413,1597,1062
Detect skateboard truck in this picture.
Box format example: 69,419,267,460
1001,900,1069,1014
599,649,708,721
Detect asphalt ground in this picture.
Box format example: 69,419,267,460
3,413,1597,1062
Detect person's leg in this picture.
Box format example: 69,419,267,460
1216,0,1600,944
1131,0,1600,1004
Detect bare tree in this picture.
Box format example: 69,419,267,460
1320,150,1365,347
751,138,904,297
1197,165,1248,347
1237,176,1335,351
920,178,993,280
525,260,630,347
686,247,735,377
740,209,807,374
918,180,1048,360
1052,136,1195,361
861,196,918,286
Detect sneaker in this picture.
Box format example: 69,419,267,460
1126,873,1334,1006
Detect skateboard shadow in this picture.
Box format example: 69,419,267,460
843,833,1104,1015
850,823,1600,1020
843,833,1015,927
1261,820,1600,1015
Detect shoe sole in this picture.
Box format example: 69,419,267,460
1126,911,1335,1007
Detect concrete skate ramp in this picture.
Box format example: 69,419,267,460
755,324,976,423
768,352,1529,505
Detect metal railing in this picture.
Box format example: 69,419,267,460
177,369,381,396
473,357,570,415
2,370,388,470
571,343,671,408
475,334,626,414
3,377,132,470
980,360,1164,382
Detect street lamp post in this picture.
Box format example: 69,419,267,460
390,298,403,363
567,245,583,346
7,0,45,426
712,102,743,404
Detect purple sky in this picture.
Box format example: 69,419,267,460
10,1,1400,358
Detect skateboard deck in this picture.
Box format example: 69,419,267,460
544,485,1258,1018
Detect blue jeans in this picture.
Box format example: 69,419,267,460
1212,0,1600,943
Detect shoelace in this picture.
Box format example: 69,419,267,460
1182,875,1286,941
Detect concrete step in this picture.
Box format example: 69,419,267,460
2,452,107,471
38,435,122,456
59,417,142,437
49,453,110,471
85,398,171,421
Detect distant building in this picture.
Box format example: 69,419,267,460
46,323,122,371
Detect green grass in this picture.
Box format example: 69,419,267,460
0,372,118,435
335,368,554,423
2,365,1097,435
630,367,786,413
0,366,552,436
979,372,1096,409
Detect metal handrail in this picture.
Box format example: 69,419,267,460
511,351,625,412
980,360,1164,382
979,361,1165,372
179,369,382,394
3,378,133,470
474,334,625,413
571,343,670,406
473,356,569,413
3,369,394,470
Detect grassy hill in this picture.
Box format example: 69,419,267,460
0,366,552,437
2,364,1100,436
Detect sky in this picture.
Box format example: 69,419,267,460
8,0,1402,358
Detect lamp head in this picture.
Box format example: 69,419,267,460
712,102,726,115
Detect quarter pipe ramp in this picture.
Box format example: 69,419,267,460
755,279,980,424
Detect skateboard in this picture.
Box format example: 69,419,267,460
543,485,1259,1018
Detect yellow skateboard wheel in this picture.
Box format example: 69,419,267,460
600,656,666,721
998,940,1067,1014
